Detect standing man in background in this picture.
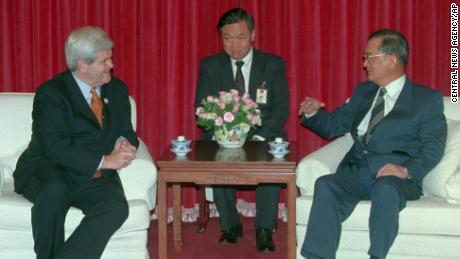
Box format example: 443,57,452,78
195,8,290,253
298,29,447,259
13,26,138,259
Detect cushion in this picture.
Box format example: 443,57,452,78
0,190,150,234
445,166,460,203
444,97,460,121
422,120,460,198
296,134,353,196
0,93,34,158
0,144,28,185
296,157,332,196
0,166,4,194
296,195,460,236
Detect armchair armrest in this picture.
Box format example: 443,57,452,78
0,151,23,195
0,165,4,194
296,134,353,196
118,138,157,210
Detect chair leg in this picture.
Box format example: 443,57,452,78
196,185,209,233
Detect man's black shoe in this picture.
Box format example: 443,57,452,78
219,224,243,244
256,228,275,252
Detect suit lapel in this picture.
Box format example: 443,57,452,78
64,71,103,128
248,49,264,100
219,50,265,99
368,79,414,139
100,84,114,129
352,85,378,130
219,54,237,92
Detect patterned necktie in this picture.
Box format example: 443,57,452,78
90,87,103,128
235,60,245,94
364,88,387,144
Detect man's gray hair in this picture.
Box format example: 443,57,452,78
65,26,113,71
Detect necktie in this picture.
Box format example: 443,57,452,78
364,88,387,144
235,61,245,94
90,87,103,179
90,87,103,128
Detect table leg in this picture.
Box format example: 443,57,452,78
173,183,183,250
287,177,297,259
158,177,168,259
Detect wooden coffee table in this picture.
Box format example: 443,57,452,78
157,140,298,259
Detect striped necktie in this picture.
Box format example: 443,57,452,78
364,88,387,144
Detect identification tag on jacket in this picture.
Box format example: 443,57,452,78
256,81,267,104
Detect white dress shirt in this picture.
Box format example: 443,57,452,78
230,48,253,93
357,74,406,136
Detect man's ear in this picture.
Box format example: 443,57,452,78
385,53,398,69
251,29,256,42
76,59,87,73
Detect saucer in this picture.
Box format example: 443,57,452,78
268,150,289,159
171,148,191,157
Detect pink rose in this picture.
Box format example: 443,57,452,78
215,117,224,126
233,102,240,112
251,114,261,125
245,99,254,109
223,112,234,122
220,99,226,109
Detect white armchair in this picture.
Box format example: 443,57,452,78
296,97,460,258
0,93,157,259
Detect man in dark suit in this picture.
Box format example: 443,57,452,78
194,8,289,253
13,26,138,259
298,29,447,259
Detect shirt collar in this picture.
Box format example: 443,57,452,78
230,47,253,66
71,72,101,104
381,74,406,100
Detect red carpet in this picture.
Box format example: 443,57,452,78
148,217,287,259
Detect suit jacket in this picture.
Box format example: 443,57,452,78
301,79,447,187
195,48,290,141
13,71,139,193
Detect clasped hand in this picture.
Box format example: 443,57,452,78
377,163,410,179
101,140,137,170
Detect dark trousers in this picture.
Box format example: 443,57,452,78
301,173,421,259
21,165,129,259
213,184,281,231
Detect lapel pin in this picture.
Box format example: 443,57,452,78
104,98,109,104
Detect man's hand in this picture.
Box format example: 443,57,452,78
376,163,410,179
298,97,325,116
101,140,137,170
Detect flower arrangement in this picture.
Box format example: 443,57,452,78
196,90,262,146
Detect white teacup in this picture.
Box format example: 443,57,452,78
268,137,289,154
170,136,191,156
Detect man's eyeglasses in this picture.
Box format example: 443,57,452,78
362,53,389,63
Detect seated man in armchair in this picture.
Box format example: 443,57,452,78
13,26,138,259
298,29,447,259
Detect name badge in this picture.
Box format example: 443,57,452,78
256,81,268,104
